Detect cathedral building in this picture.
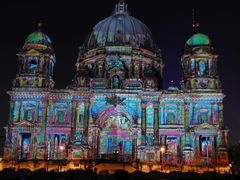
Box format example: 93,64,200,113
3,1,228,166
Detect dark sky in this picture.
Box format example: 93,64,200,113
0,0,239,150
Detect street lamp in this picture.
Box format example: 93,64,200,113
160,146,165,163
59,145,65,172
59,145,64,151
160,146,165,172
206,137,209,171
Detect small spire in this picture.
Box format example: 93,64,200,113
192,9,199,32
38,21,43,31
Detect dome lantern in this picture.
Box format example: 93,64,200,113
115,0,128,14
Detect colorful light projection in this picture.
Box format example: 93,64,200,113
3,1,229,168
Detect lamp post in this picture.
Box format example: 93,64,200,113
206,137,209,171
160,146,165,171
11,143,14,168
59,145,65,172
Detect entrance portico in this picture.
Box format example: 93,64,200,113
193,123,218,165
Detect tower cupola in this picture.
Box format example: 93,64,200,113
181,32,221,91
13,24,56,89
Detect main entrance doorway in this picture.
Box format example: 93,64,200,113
98,114,132,162
21,133,31,160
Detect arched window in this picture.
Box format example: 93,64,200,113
24,110,32,121
57,111,65,123
198,60,206,76
199,111,208,124
28,60,37,74
112,75,120,89
166,112,176,125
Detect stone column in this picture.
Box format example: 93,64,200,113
134,62,140,78
192,104,196,125
211,136,216,163
221,130,227,146
23,58,27,73
19,101,24,121
215,104,219,125
84,101,90,139
212,104,216,125
91,128,96,160
184,104,190,150
15,101,20,122
97,61,104,78
219,104,223,128
177,136,182,163
131,130,137,161
41,100,48,160
48,99,54,124
177,104,180,124
153,103,159,145
45,60,49,76
141,62,144,78
9,100,14,123
179,104,183,125
194,135,199,164
96,129,100,160
141,102,146,145
67,101,72,124
71,101,77,141
184,104,190,131
131,60,134,78
34,101,39,123
215,135,218,158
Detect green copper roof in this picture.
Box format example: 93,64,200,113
25,31,52,46
186,33,211,46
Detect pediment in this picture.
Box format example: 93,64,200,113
25,49,40,55
194,123,218,134
109,66,124,72
13,120,34,127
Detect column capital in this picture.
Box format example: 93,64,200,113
153,102,159,109
185,104,190,109
141,102,147,108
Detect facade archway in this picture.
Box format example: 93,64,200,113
97,107,132,162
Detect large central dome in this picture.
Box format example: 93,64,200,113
85,1,155,51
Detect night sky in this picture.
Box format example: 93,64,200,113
0,0,239,152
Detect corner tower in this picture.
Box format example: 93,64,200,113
180,32,229,166
3,25,56,161
13,25,55,89
181,33,221,91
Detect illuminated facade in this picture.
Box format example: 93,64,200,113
4,1,228,166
